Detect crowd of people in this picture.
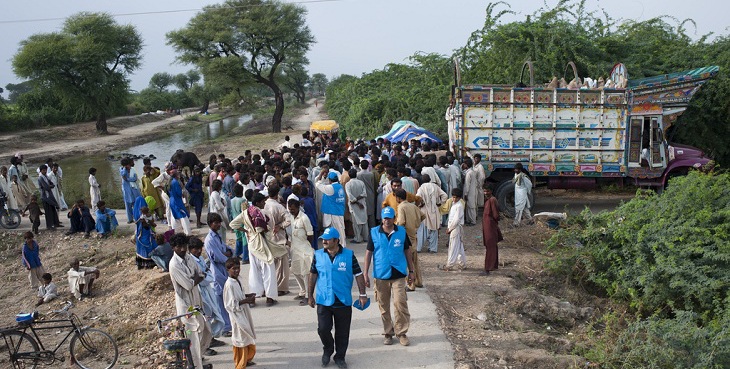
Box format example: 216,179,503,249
6,127,540,368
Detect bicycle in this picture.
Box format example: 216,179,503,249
0,190,21,229
0,301,118,369
156,307,205,369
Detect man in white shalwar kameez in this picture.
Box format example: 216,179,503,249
0,169,18,211
513,163,533,226
420,162,442,189
264,186,292,295
344,169,369,243
416,174,448,253
88,170,101,212
462,159,479,225
445,99,458,152
473,154,487,208
168,234,212,369
444,189,466,270
67,259,99,300
223,258,257,368
230,193,288,307
287,198,314,303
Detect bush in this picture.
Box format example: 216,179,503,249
583,311,730,369
548,171,730,321
548,170,730,368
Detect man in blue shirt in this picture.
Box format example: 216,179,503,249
308,227,367,369
204,212,234,336
363,207,415,347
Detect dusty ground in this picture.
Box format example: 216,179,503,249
0,192,621,369
420,217,609,369
0,99,619,368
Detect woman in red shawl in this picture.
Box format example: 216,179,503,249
481,186,503,275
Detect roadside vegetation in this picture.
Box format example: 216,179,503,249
546,170,730,368
326,0,730,167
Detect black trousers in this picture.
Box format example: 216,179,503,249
317,304,352,360
42,201,59,228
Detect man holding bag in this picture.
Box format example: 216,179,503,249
308,227,368,369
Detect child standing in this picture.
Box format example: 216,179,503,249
36,273,58,307
444,188,466,271
23,195,43,235
223,257,257,368
134,200,158,270
21,232,45,289
89,168,101,212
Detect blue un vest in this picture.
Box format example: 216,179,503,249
370,226,408,280
315,248,354,306
321,183,345,216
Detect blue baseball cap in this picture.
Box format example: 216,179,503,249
319,227,340,240
328,172,338,181
381,206,395,219
353,297,371,311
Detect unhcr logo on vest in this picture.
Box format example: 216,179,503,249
394,238,402,248
338,261,347,271
337,189,345,203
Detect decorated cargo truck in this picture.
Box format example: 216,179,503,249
450,60,719,215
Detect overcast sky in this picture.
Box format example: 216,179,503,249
0,0,727,95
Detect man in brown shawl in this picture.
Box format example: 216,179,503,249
481,186,503,275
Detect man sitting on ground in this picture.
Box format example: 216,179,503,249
67,258,100,300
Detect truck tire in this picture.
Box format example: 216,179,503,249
495,180,535,218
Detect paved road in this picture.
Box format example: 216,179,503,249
203,240,454,369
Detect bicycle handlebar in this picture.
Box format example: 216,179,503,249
51,301,74,315
155,307,202,333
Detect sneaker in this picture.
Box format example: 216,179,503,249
321,352,332,367
383,335,393,345
334,358,348,369
398,335,410,346
209,338,225,347
204,348,217,356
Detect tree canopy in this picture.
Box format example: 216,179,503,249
167,0,314,132
12,12,143,133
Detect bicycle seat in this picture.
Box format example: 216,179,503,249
163,339,191,351
15,312,36,326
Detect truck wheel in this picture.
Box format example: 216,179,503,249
495,180,535,218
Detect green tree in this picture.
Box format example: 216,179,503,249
12,12,143,133
149,72,174,92
310,73,329,95
325,53,452,139
167,0,314,132
173,70,201,91
280,60,309,104
4,81,34,104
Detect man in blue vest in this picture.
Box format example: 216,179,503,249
316,170,347,247
362,206,416,347
308,227,367,369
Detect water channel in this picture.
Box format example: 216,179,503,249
29,114,252,207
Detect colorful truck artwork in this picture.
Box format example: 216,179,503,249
451,60,719,216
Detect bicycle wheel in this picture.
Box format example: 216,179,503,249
0,330,40,369
69,328,118,369
0,210,21,229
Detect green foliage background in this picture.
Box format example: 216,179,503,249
326,0,730,166
547,171,730,368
